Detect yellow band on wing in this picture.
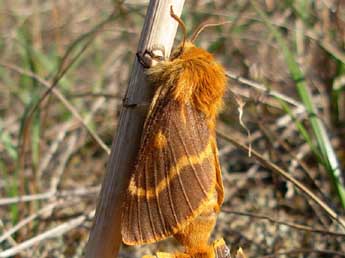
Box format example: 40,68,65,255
128,140,213,198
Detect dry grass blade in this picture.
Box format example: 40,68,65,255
226,72,305,109
0,202,59,244
223,209,345,237
0,187,100,206
0,211,94,258
250,0,345,207
0,62,110,154
217,130,345,230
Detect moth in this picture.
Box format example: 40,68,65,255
122,7,226,258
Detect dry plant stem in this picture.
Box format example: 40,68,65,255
43,133,79,218
228,86,282,110
223,209,345,237
260,124,333,226
37,122,70,179
0,62,110,154
217,130,345,230
0,220,18,247
219,104,304,152
49,133,77,193
0,222,31,258
0,211,94,258
85,1,185,258
0,186,100,206
259,248,345,257
0,202,59,244
259,123,326,200
39,68,114,179
226,72,305,109
15,11,115,214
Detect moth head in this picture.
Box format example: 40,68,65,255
169,6,230,61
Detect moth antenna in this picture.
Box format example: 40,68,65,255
170,6,186,55
191,21,231,42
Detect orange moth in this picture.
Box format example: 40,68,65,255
122,7,226,258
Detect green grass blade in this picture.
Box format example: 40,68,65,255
251,0,345,208
0,124,18,161
278,100,321,159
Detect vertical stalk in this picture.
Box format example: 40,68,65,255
85,1,185,258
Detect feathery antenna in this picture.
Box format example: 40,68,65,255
191,21,231,42
170,6,186,55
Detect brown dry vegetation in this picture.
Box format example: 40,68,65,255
1,0,345,257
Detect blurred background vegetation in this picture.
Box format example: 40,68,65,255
1,0,345,257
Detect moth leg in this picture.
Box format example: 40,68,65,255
137,46,166,68
122,97,150,113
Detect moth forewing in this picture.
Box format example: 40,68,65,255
122,97,218,244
